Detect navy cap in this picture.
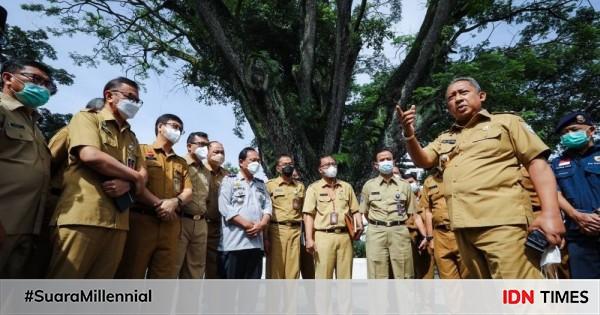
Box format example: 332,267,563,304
555,112,593,134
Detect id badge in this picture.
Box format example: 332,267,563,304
330,212,338,225
396,196,406,216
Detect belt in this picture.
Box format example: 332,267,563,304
182,213,206,221
130,207,156,216
368,219,405,227
271,221,301,227
316,227,347,233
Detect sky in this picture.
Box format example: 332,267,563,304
3,0,547,172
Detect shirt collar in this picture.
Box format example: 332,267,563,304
151,141,177,157
185,153,198,166
98,107,131,132
204,159,226,175
275,176,296,186
450,109,492,131
377,175,399,186
0,92,42,121
318,178,341,188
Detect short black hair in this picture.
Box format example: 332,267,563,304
186,131,209,144
103,77,139,100
239,147,257,161
373,147,394,161
402,172,417,180
277,153,293,164
318,154,335,167
1,59,56,94
155,113,183,135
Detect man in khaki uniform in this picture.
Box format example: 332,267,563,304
204,141,228,278
266,154,305,279
360,148,428,279
293,169,315,279
116,114,192,279
397,76,565,278
403,173,435,279
174,132,211,278
48,77,150,278
0,59,55,278
420,169,468,279
302,155,363,279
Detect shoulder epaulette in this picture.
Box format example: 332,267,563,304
228,174,237,178
254,177,264,183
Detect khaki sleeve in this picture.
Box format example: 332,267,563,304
67,112,101,154
135,144,145,172
298,183,305,199
358,183,369,214
423,136,442,165
266,181,275,195
508,116,550,164
302,184,317,215
406,185,417,214
48,127,68,171
348,186,360,214
417,183,429,214
182,163,193,190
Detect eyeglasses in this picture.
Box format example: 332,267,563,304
190,141,209,147
320,162,337,168
17,72,57,94
110,90,143,105
164,122,185,135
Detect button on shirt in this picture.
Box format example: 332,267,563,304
218,173,272,251
302,179,359,230
419,174,450,228
423,110,549,228
552,144,600,237
360,175,415,222
182,153,210,216
266,176,305,222
0,93,50,235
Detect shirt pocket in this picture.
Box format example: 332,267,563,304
554,166,576,203
584,162,600,194
173,164,184,194
100,127,118,148
468,127,503,155
233,188,246,205
390,191,408,214
1,120,34,161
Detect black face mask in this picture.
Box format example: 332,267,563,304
282,165,294,177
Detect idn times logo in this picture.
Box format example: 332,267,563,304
502,289,589,304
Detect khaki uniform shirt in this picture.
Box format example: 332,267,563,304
359,175,415,222
204,161,229,222
419,174,451,228
52,107,142,230
139,143,192,201
48,126,68,192
182,153,210,216
519,167,541,209
423,110,549,228
302,179,359,230
266,176,305,222
0,93,50,235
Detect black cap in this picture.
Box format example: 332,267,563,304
555,112,593,134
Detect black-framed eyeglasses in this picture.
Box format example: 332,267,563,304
17,72,57,95
190,141,209,147
320,162,337,168
110,89,143,105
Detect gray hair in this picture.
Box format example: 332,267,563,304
448,77,481,92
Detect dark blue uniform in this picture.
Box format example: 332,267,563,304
551,144,600,278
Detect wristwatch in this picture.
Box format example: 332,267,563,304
176,197,183,207
425,235,434,241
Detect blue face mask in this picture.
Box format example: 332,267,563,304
560,130,590,149
13,82,50,108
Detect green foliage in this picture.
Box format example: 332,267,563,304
37,108,71,140
223,162,239,175
353,239,366,258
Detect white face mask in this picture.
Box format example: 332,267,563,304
377,160,394,175
210,153,225,165
116,99,142,119
194,146,208,160
323,165,337,178
163,126,181,144
247,161,261,175
410,182,419,193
